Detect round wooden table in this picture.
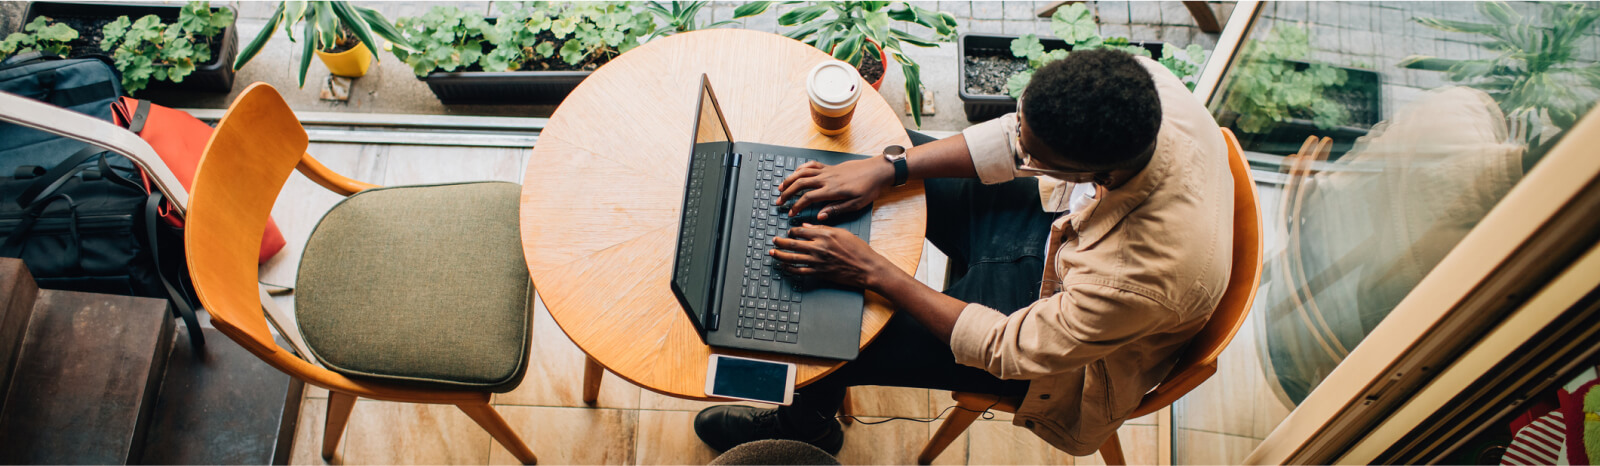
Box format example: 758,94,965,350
521,29,926,400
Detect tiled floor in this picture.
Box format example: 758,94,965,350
265,141,1173,464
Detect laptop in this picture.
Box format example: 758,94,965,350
670,74,873,361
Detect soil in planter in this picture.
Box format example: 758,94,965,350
323,28,359,54
39,14,225,68
857,47,883,84
964,52,1028,96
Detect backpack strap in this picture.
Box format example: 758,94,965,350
15,147,145,208
145,192,204,348
0,193,81,268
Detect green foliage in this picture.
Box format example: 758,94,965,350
234,1,410,88
1222,24,1349,134
1399,1,1600,156
97,2,235,94
734,1,959,127
389,2,653,75
1004,3,1208,98
0,16,79,59
643,1,737,41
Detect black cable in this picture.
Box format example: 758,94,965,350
825,398,1004,425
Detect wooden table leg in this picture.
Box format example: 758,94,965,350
1184,1,1223,32
582,356,603,406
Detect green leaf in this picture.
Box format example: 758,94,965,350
1050,3,1098,45
535,41,555,57
1006,69,1034,99
1011,34,1043,61
331,1,380,60
298,19,315,87
784,22,822,41
779,5,829,26
356,6,411,51
888,28,939,48
314,1,338,50
832,33,863,64
102,16,132,51
560,39,586,65
35,21,78,43
902,60,924,127
733,1,774,18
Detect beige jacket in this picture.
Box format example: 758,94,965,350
949,57,1233,455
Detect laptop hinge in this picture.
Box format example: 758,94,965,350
705,151,742,331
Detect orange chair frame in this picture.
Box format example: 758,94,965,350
184,84,537,464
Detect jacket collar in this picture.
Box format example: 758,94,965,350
1065,122,1180,251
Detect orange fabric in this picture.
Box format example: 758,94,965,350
114,97,286,263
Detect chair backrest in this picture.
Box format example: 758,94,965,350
1129,127,1265,417
186,83,312,371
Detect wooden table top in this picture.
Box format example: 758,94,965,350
521,29,926,400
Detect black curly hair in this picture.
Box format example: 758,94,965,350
1021,48,1162,171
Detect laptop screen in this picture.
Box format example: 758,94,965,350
672,77,734,328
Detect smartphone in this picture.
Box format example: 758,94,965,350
705,354,797,405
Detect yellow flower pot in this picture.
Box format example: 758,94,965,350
315,41,372,78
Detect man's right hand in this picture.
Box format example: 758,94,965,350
775,157,894,220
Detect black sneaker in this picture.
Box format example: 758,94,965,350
693,405,844,455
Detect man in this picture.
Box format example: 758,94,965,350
694,48,1234,457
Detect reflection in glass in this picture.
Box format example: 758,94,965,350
1182,2,1600,459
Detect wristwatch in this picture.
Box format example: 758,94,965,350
883,145,908,187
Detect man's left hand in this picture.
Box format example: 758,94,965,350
770,224,894,291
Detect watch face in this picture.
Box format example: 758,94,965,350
883,145,906,160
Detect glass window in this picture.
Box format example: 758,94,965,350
1179,1,1600,462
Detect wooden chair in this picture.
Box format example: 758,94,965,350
909,128,1265,465
183,83,539,464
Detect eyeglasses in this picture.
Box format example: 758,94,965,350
1012,97,1099,183
1012,128,1100,184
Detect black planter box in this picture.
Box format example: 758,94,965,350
24,1,238,93
1221,61,1382,161
959,33,1162,122
419,70,590,105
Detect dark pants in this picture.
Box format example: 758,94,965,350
778,130,1055,431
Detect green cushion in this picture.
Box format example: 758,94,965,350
296,182,531,392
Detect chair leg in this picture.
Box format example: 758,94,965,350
322,392,357,460
1099,431,1127,465
582,356,604,406
839,388,854,426
459,401,538,465
917,397,986,465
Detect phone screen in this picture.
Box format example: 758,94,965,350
711,356,790,403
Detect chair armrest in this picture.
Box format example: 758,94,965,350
297,153,378,196
0,90,189,214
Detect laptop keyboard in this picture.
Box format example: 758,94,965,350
733,153,869,344
675,153,712,277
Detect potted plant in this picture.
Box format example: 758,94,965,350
958,3,1198,122
11,1,238,93
733,1,958,127
232,1,409,87
1400,1,1600,166
388,2,654,105
642,1,738,41
1217,24,1381,160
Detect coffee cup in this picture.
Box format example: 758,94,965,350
806,61,862,136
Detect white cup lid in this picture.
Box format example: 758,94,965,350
807,61,860,110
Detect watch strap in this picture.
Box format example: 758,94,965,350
892,157,908,187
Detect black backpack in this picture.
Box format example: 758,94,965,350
0,53,204,347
